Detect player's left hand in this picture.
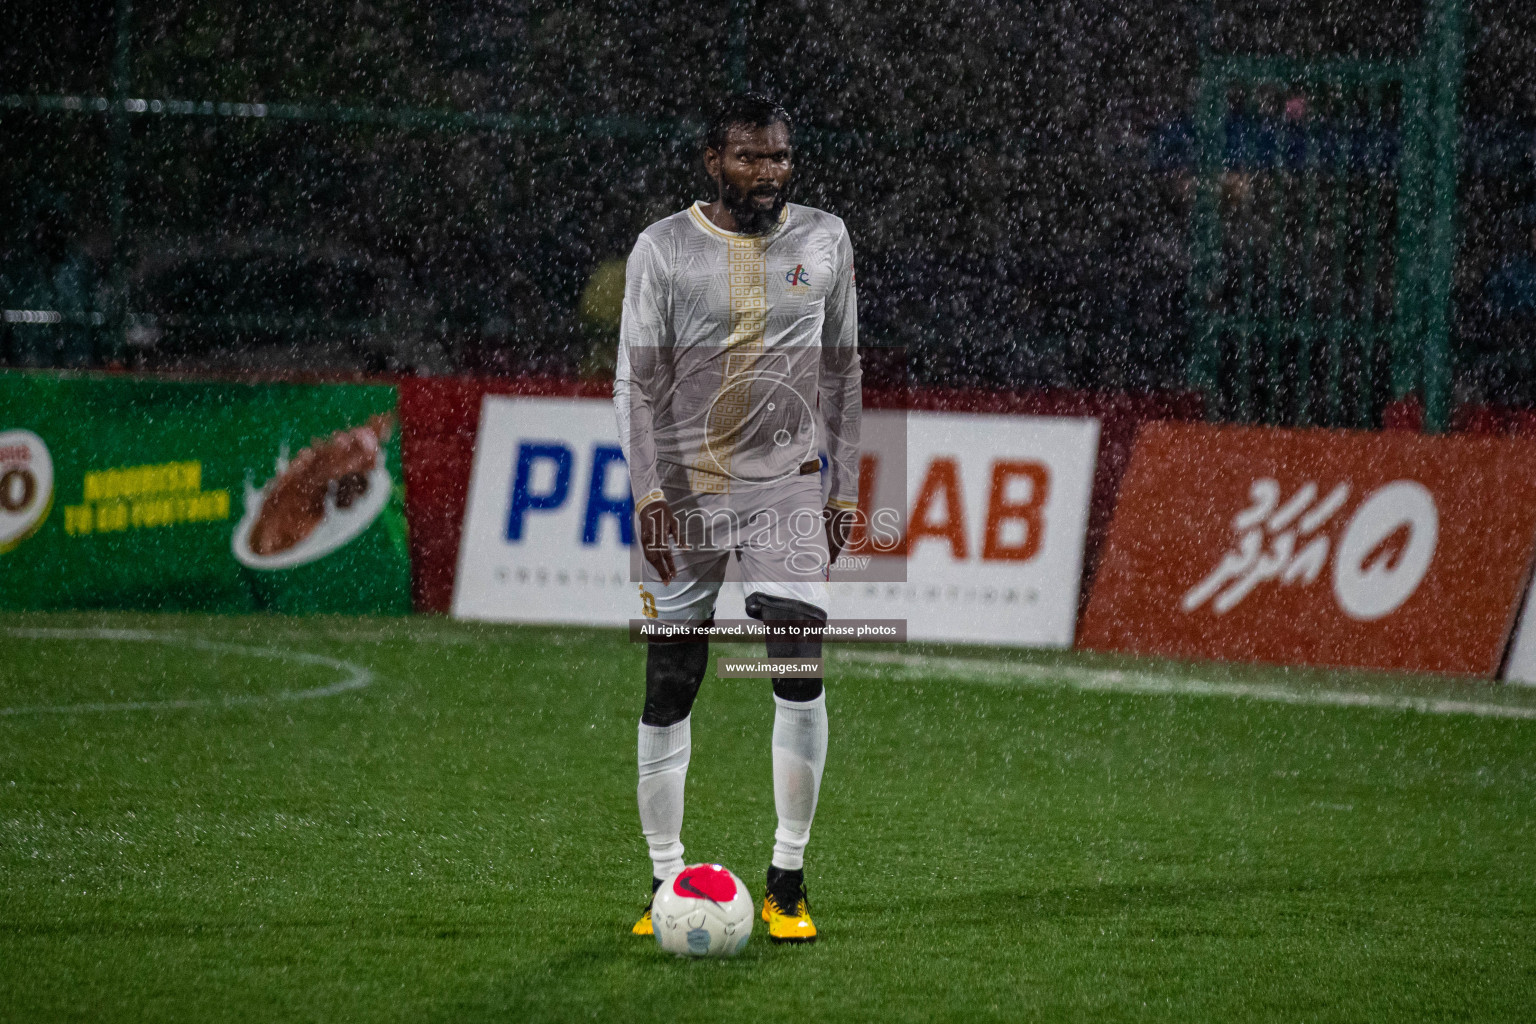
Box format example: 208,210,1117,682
824,505,856,565
639,499,679,584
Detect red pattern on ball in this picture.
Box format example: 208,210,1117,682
672,864,738,903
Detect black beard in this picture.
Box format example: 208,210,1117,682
720,179,787,235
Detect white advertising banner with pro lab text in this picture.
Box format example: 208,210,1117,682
454,396,643,625
452,395,1099,645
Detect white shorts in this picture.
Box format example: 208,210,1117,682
638,472,828,622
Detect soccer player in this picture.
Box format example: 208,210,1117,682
614,93,861,944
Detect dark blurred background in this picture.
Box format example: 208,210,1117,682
2,0,1534,418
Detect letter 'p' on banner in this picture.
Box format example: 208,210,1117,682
1079,423,1536,677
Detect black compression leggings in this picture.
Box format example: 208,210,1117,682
640,595,826,726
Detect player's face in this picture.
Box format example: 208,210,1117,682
707,122,793,234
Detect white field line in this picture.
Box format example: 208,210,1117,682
0,626,373,715
835,650,1536,721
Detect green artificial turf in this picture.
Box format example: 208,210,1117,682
2,611,1535,1022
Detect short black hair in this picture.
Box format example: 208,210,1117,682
705,93,793,152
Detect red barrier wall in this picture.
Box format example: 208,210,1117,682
399,376,612,614
1378,398,1536,439
399,377,1202,615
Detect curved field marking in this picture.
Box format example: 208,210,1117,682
835,650,1536,721
0,626,373,715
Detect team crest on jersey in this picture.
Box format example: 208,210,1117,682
784,264,811,291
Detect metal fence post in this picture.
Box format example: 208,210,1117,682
727,0,749,93
1423,0,1465,433
1188,67,1224,415
105,0,133,366
1391,65,1430,406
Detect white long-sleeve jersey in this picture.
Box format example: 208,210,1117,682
613,201,861,511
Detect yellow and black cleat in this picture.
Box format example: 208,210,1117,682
632,877,662,936
762,866,817,944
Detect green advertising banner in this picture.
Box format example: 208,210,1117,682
0,372,410,614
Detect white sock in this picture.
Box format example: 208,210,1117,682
637,716,690,881
771,692,828,871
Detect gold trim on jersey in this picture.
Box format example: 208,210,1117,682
686,201,788,240
683,202,790,493
690,231,770,493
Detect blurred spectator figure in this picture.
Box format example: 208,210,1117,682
1484,206,1536,322
0,195,99,368
577,255,626,379
1478,203,1536,405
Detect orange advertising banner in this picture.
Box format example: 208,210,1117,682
1079,423,1536,676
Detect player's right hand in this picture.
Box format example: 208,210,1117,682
639,499,679,584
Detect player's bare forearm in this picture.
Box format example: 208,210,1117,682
639,499,678,584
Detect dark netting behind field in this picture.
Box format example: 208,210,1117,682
2,0,1534,409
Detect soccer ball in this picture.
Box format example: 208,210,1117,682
652,863,754,957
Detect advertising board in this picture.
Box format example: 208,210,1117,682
453,395,1099,645
1500,591,1536,685
0,372,411,614
1079,422,1536,676
453,396,643,625
831,412,1099,645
